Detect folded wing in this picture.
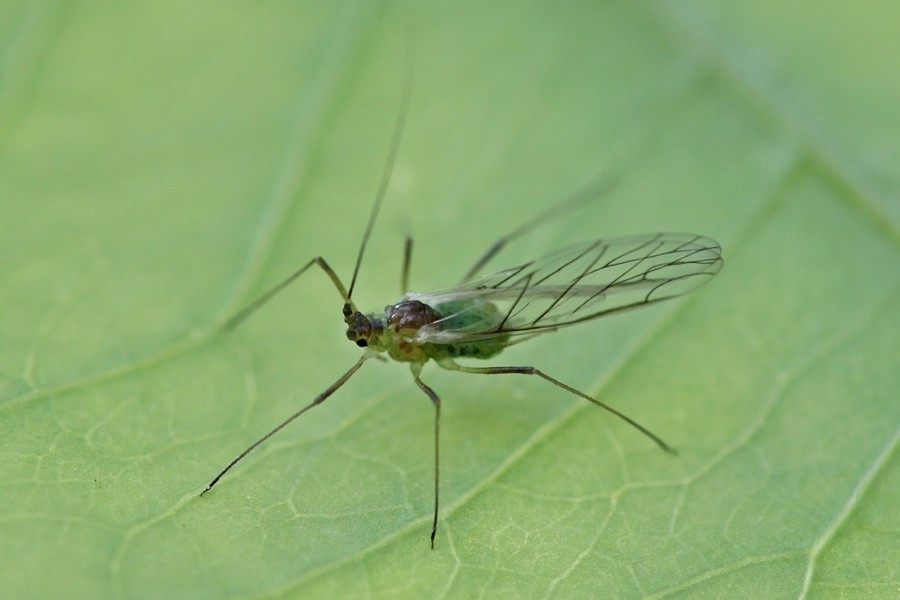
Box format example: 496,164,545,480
405,232,723,344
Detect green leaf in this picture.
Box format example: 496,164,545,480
1,1,897,598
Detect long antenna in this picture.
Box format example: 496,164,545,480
346,42,414,302
460,172,623,282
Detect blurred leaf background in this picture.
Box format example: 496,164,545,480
1,1,897,598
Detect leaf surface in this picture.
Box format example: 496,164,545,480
1,1,897,598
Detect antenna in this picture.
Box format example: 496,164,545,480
345,42,414,304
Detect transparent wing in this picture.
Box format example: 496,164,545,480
405,232,723,344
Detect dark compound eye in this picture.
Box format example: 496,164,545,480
356,339,368,348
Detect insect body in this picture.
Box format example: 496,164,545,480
203,228,722,548
200,67,724,549
348,232,720,365
345,298,508,361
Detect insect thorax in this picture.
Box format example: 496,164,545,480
344,299,508,363
344,300,436,363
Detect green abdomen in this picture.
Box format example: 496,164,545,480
426,299,509,361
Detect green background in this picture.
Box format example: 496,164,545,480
1,1,897,598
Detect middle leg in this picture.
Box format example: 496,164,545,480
410,365,442,549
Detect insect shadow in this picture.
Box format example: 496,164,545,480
200,67,724,549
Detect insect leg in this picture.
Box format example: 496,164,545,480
401,236,413,294
200,353,370,496
221,257,351,332
438,360,675,454
411,365,441,549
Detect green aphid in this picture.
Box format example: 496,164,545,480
200,64,723,549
